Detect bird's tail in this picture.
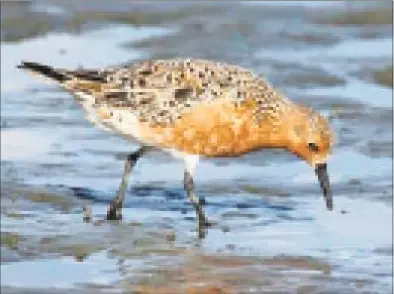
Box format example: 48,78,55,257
17,61,70,84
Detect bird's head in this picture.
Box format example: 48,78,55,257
285,105,334,210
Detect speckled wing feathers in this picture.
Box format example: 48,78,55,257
66,58,290,126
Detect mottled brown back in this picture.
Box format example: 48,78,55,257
65,58,291,126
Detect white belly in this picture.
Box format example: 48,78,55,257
72,92,201,164
74,91,113,132
73,91,145,144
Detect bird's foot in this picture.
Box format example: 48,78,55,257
202,217,213,227
106,202,123,221
83,204,92,223
197,214,214,239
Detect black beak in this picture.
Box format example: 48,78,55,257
315,163,333,211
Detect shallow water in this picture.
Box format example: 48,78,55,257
1,1,392,293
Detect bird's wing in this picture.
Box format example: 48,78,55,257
18,59,288,127
66,58,264,126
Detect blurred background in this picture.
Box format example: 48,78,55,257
1,1,393,293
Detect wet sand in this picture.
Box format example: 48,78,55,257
1,1,392,293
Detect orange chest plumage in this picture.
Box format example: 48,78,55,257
139,100,285,157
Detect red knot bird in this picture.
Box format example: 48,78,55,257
18,58,334,237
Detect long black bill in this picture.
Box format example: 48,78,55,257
315,163,333,211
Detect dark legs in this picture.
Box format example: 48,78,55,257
106,146,150,220
184,170,210,238
105,149,209,238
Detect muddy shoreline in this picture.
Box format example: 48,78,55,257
1,1,392,293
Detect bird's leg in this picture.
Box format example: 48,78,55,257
107,146,150,221
183,157,210,238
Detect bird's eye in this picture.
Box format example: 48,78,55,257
308,142,319,152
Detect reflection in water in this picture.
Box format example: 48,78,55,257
0,1,392,293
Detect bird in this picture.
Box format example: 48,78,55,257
17,58,334,238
